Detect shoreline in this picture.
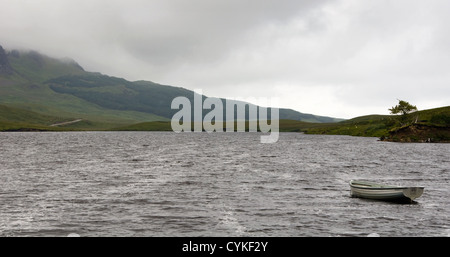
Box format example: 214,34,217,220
1,128,448,143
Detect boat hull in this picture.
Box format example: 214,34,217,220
349,180,424,203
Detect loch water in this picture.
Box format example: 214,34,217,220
0,132,449,237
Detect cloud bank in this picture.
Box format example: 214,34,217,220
1,0,449,118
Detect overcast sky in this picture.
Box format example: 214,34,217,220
1,0,449,119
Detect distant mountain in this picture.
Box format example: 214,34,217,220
0,45,13,75
0,44,343,129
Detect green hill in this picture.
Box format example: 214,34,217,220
1,47,168,127
0,44,342,129
0,104,66,125
2,43,447,141
301,106,450,142
114,120,312,132
0,104,116,131
0,104,68,131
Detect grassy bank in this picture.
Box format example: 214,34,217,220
301,106,450,142
1,104,448,143
0,104,120,131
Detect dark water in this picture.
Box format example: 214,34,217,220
0,132,448,237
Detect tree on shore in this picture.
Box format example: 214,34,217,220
389,100,418,115
389,100,418,126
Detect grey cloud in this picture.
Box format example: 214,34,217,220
112,0,332,65
0,0,449,118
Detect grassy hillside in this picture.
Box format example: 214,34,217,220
0,121,58,132
0,104,119,131
46,73,342,123
303,114,392,137
2,102,448,143
0,104,67,125
114,119,367,132
301,106,450,142
115,120,299,132
0,48,174,125
1,44,447,141
46,73,194,120
383,106,450,142
0,104,67,131
0,45,342,129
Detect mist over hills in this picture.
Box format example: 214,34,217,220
0,44,343,129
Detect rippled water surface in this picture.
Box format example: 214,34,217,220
0,132,449,237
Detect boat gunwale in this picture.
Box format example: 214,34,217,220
349,180,424,191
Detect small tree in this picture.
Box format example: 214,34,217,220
389,100,418,115
389,100,418,126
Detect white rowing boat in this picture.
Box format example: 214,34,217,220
349,180,424,203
